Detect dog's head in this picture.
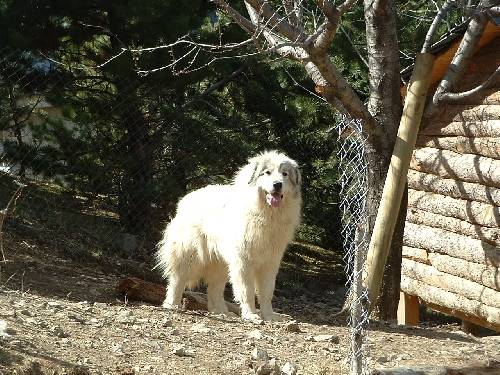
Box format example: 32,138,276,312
234,150,301,208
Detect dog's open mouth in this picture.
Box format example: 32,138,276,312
266,192,283,208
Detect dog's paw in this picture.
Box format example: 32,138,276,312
241,312,262,321
261,312,283,322
161,301,182,311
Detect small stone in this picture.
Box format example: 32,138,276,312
284,321,300,333
313,334,339,343
0,320,8,333
161,319,173,327
252,347,270,361
248,329,262,340
281,362,298,375
47,301,62,309
116,310,136,324
111,343,124,355
171,346,192,357
377,356,388,363
0,320,10,338
67,312,86,323
50,326,69,338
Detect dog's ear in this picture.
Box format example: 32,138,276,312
293,166,302,186
233,158,260,186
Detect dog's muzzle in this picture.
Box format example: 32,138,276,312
266,182,283,208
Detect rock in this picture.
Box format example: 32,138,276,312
252,347,270,361
50,326,69,338
0,320,10,338
116,310,136,324
248,329,263,340
171,346,192,357
191,323,211,333
122,233,138,256
254,358,279,375
111,343,124,356
47,301,62,309
0,320,8,333
281,362,298,375
67,312,86,323
313,334,339,344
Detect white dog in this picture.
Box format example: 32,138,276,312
155,150,302,321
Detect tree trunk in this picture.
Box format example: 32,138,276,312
363,0,404,320
373,186,406,320
117,91,155,235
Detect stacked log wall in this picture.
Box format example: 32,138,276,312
402,36,500,331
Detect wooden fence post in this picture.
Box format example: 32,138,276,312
364,53,436,312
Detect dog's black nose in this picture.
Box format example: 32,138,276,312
273,182,282,191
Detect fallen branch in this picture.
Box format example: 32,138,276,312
116,277,241,315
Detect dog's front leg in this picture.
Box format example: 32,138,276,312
229,265,260,320
255,267,282,321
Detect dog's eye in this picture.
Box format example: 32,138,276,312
265,170,271,175
283,172,288,176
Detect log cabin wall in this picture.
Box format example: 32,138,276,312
401,33,500,332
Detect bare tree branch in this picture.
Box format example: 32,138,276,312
197,63,248,97
439,64,500,102
431,6,491,105
422,0,456,53
212,0,378,143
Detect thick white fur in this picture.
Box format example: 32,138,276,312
155,150,301,321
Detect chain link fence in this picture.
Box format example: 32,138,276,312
0,48,343,273
336,119,371,374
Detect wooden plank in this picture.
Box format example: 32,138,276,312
402,246,429,263
427,252,500,291
423,300,500,334
419,119,500,137
407,170,500,214
397,291,420,326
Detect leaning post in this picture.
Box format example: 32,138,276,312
364,53,436,312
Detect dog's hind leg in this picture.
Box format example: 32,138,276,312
163,273,188,309
162,250,197,309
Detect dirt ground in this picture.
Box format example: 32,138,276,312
1,230,500,375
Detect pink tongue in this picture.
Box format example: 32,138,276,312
266,193,283,208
